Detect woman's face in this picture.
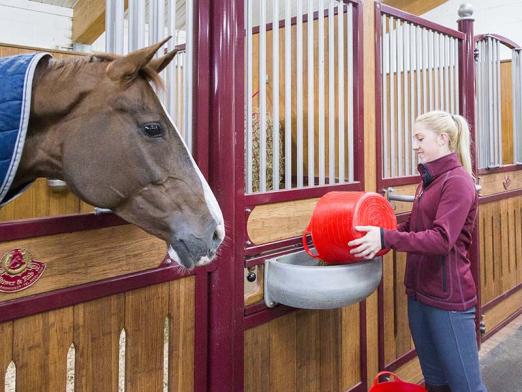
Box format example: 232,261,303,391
412,122,449,164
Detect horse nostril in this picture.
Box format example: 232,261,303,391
212,230,220,243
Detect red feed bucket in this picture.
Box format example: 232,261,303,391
303,191,397,264
370,372,427,392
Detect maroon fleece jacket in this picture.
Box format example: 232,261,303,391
383,153,478,311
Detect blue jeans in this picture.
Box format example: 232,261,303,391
408,298,488,392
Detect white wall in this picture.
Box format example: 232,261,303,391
0,0,72,50
422,0,522,59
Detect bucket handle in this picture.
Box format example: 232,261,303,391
302,224,320,259
372,371,402,386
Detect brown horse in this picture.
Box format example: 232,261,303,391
10,37,224,269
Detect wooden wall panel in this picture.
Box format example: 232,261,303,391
125,283,170,391
247,198,319,244
479,196,522,306
74,294,125,392
244,306,361,392
500,61,513,164
168,277,195,392
478,170,522,196
13,307,74,392
0,277,195,392
0,321,13,392
0,225,166,302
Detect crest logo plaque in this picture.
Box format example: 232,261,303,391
0,249,46,293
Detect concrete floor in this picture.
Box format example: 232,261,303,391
480,313,522,392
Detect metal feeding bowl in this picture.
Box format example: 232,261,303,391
264,249,382,310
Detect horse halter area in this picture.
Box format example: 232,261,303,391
0,1,521,392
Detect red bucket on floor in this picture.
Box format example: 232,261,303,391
302,191,396,264
370,372,427,392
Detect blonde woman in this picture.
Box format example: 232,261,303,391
350,111,487,392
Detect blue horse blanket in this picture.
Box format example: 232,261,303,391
0,53,49,206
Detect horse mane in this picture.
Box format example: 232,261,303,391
45,53,165,90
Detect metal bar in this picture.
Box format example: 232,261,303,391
284,0,292,189
328,0,335,184
259,0,267,192
496,39,502,166
422,28,428,113
338,2,346,183
455,36,460,114
438,33,444,109
434,32,439,109
476,40,483,167
449,38,455,114
167,0,177,118
184,0,193,152
390,17,396,178
405,23,410,175
428,29,434,110
246,0,253,193
397,20,403,177
385,187,415,203
272,0,280,191
307,0,315,186
297,0,304,188
399,23,412,176
444,35,449,111
382,14,388,179
318,2,326,185
414,24,421,171
347,3,354,182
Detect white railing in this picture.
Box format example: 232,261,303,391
245,0,357,194
380,14,460,178
513,49,522,164
104,0,192,150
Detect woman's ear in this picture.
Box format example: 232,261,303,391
438,132,449,147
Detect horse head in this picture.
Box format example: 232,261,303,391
16,38,224,269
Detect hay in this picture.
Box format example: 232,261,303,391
250,113,285,192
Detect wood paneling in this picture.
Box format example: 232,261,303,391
0,277,195,392
500,61,514,164
482,288,522,335
244,306,361,392
13,307,74,391
0,225,166,302
478,170,522,196
386,183,418,214
479,196,522,306
74,294,125,392
247,198,319,244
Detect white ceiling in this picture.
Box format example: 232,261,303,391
29,0,78,8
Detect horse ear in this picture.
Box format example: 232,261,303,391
106,36,172,82
147,48,180,74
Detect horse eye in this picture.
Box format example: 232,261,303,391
141,122,164,138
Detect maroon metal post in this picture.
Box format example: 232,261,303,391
204,1,245,391
457,4,482,344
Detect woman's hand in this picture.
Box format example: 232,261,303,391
348,226,382,259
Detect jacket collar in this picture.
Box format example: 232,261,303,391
417,152,461,188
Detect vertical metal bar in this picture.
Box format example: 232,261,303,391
414,24,421,171
404,23,410,175
297,0,304,187
487,38,494,167
284,0,292,189
516,49,522,162
307,0,315,186
448,38,457,113
338,1,345,183
389,17,396,178
438,33,444,109
246,0,253,193
382,14,388,179
396,20,402,177
403,22,410,176
318,1,326,185
105,0,113,52
421,28,429,112
347,3,354,182
496,39,502,166
128,0,145,52
443,35,449,111
428,30,434,110
114,0,124,54
434,32,440,109
272,0,280,191
328,0,335,183
259,0,267,192
167,0,177,117
184,0,193,152
454,36,458,114
475,39,482,167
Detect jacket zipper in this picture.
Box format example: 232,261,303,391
441,256,447,292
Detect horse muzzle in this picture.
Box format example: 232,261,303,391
167,224,224,269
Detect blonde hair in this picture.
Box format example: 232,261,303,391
415,110,474,177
